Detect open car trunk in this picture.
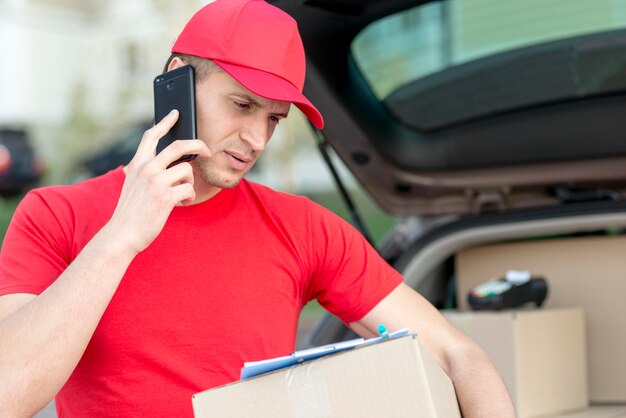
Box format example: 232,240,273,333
273,0,626,415
273,0,626,216
306,200,626,413
306,200,626,339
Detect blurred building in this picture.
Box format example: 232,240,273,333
0,0,338,192
0,0,202,126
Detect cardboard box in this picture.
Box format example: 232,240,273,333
443,308,588,418
192,335,461,418
455,235,626,401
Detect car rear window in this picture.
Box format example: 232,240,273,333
352,0,626,102
0,130,29,150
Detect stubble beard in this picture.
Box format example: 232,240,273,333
193,157,248,190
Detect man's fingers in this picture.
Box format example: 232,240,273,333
128,108,213,172
134,110,180,161
155,163,196,206
161,160,194,188
172,183,197,207
153,139,212,169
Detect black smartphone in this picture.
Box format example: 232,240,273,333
153,65,197,165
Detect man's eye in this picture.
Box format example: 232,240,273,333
234,101,250,110
269,115,280,124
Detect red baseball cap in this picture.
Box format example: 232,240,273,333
171,0,324,129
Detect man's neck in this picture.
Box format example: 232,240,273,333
190,180,223,204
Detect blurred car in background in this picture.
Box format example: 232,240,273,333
74,121,151,180
0,145,10,173
0,128,45,197
74,119,264,181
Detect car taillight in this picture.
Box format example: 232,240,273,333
0,145,11,173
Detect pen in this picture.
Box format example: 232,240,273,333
378,323,390,339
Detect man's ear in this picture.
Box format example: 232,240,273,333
167,56,185,72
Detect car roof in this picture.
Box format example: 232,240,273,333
272,0,626,215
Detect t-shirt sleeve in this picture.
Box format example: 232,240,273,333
0,190,73,296
303,201,403,325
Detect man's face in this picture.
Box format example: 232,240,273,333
191,69,290,192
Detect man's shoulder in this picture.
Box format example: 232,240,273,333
240,179,344,222
23,167,124,211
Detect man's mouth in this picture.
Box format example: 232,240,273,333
227,151,252,163
225,151,253,171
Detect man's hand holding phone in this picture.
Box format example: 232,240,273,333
153,65,198,166
104,61,208,255
109,110,211,255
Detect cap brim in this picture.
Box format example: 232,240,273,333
213,60,324,129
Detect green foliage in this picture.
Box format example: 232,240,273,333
57,82,104,175
0,196,21,247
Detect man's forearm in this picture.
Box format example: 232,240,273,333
0,112,207,418
352,283,516,417
448,341,516,418
0,224,138,417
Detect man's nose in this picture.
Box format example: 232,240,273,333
240,118,270,152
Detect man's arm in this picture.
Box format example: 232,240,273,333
350,283,515,418
0,231,140,417
0,110,211,417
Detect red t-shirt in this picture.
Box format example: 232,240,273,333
0,167,402,417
